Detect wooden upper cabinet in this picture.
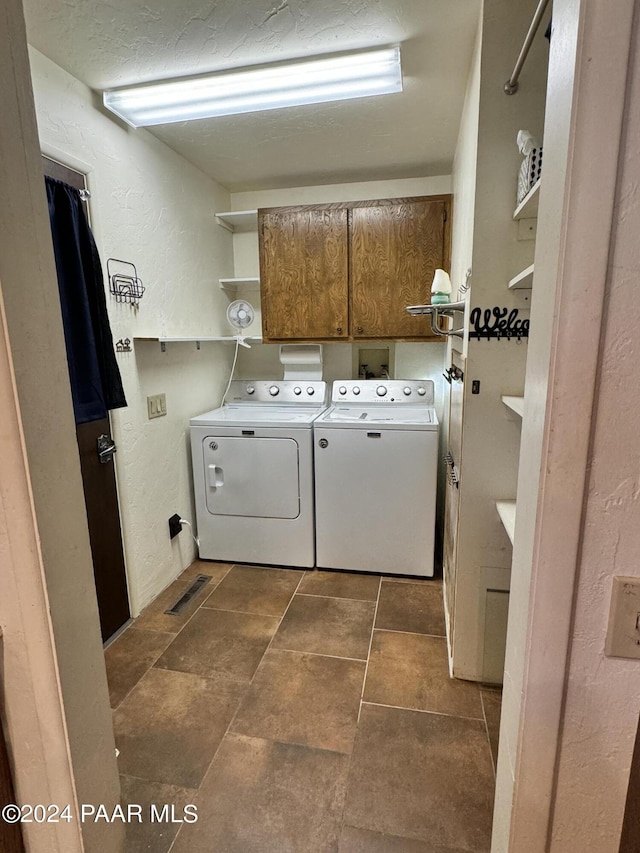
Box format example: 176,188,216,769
258,195,451,341
350,196,451,339
259,205,349,341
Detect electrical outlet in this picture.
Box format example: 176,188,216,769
605,576,640,659
147,393,167,419
168,514,182,539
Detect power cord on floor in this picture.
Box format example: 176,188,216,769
179,517,200,549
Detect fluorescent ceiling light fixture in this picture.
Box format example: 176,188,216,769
103,46,402,128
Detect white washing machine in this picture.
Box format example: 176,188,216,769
190,380,327,568
314,380,439,577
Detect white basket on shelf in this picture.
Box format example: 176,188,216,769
518,147,543,203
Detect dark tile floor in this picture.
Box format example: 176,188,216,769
105,562,501,852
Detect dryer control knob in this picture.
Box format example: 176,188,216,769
338,386,347,395
403,387,412,396
307,387,315,395
293,386,302,395
376,385,387,397
353,386,361,395
417,386,426,396
246,385,255,394
268,385,280,396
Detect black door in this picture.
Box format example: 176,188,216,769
43,156,130,641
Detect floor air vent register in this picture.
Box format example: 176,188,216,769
164,574,212,615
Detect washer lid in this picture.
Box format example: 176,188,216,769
316,404,438,430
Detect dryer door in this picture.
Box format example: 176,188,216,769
203,436,300,518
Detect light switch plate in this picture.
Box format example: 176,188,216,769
605,576,640,659
147,393,167,420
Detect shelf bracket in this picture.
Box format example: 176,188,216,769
405,300,466,338
215,216,234,233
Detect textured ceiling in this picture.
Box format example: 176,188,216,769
23,0,481,191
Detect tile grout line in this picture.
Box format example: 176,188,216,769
110,642,173,714
200,603,291,618
480,690,497,778
268,646,368,663
358,575,383,725
374,626,447,639
166,570,307,853
295,591,379,603
361,700,485,723
238,569,309,689
109,566,234,713
333,576,382,844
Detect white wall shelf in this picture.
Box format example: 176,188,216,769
513,179,540,220
215,210,258,232
502,395,525,417
496,500,516,545
508,264,534,290
134,335,262,351
219,276,260,292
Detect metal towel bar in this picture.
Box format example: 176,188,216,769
504,0,551,95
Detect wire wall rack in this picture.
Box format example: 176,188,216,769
107,258,145,307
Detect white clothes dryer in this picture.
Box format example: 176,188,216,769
190,380,327,568
314,380,439,577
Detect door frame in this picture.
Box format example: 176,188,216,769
497,1,636,850
0,284,84,853
0,3,123,845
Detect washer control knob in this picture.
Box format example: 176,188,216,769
307,387,315,396
338,386,347,395
403,387,412,396
293,386,302,395
246,385,255,395
353,386,361,395
268,385,280,396
417,386,426,396
376,385,387,397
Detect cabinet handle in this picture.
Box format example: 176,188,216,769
336,326,342,333
356,326,363,333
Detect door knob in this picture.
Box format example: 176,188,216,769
97,434,116,464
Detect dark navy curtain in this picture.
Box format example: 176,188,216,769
45,177,126,424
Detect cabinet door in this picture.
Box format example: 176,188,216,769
259,206,348,340
350,197,450,339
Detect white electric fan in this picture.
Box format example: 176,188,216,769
226,299,255,347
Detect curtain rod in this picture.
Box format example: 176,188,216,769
504,0,551,95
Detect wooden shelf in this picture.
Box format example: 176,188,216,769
508,264,534,290
496,500,516,545
501,395,525,418
513,179,540,220
219,277,260,292
215,210,258,232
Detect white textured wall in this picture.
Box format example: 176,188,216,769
549,5,640,846
29,49,235,613
448,14,481,361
